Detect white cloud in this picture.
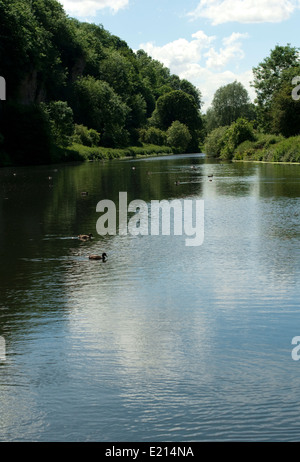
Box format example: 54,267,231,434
181,64,256,110
205,32,249,70
59,0,129,17
188,0,298,25
140,31,216,69
139,31,253,110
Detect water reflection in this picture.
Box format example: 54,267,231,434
0,155,300,441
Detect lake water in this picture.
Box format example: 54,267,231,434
0,153,300,442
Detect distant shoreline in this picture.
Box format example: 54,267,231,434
232,159,300,165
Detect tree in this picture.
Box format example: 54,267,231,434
205,107,219,133
0,0,205,163
73,124,100,147
42,101,74,147
154,90,202,132
220,118,255,160
270,81,300,137
166,121,192,153
135,49,171,97
99,49,135,100
204,125,229,158
126,93,147,144
140,127,167,146
179,79,202,109
153,90,202,152
71,76,130,147
252,44,300,130
208,81,254,129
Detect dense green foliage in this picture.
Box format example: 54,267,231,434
1,0,299,167
204,125,229,158
206,124,300,163
166,121,192,153
219,118,255,160
139,127,167,146
150,90,202,151
205,81,255,133
73,124,100,147
68,143,172,162
205,119,255,160
204,44,300,163
252,44,300,132
233,134,300,163
0,0,202,166
270,77,300,137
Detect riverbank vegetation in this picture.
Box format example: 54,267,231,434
0,0,202,167
65,143,173,163
203,45,300,163
1,1,300,167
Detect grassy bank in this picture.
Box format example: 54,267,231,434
64,143,173,162
204,119,300,164
0,143,174,167
233,134,300,163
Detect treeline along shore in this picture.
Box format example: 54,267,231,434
0,0,203,167
0,1,299,167
203,45,300,164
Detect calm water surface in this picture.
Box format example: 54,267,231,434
0,154,300,442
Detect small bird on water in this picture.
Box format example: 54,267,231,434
78,233,93,240
89,253,107,261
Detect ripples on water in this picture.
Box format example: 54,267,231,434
0,156,300,441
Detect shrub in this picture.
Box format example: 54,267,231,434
234,140,256,160
265,136,300,162
73,124,100,147
41,101,74,147
204,125,229,157
166,120,192,153
68,143,172,162
139,127,167,146
220,118,255,160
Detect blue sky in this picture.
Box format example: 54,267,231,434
58,0,300,111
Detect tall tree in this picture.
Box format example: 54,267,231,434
0,0,205,164
71,76,130,147
154,90,202,132
252,44,300,130
270,78,300,137
207,81,254,130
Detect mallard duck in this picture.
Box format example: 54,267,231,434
208,174,213,178
89,253,107,261
78,233,93,240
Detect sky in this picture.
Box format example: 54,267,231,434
58,0,300,111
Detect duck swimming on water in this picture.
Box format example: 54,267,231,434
89,253,107,261
78,233,93,240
